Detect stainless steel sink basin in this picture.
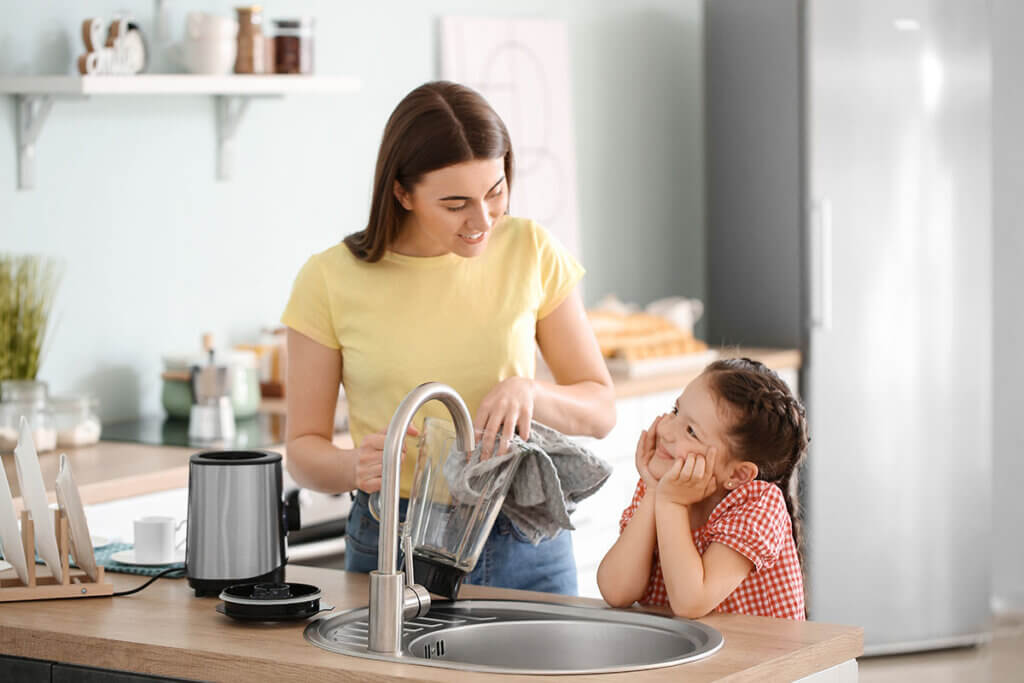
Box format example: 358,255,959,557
304,599,724,675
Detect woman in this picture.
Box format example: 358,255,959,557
282,81,615,595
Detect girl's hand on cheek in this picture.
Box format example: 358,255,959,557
657,446,719,507
635,414,664,491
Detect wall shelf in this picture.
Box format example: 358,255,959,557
0,75,361,189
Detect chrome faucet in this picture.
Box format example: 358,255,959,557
368,382,476,654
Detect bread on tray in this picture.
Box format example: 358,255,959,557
587,310,708,361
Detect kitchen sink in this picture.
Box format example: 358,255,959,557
304,599,724,675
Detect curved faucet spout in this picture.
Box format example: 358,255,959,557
378,382,475,574
369,382,475,654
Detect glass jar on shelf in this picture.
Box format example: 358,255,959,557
272,18,314,74
0,400,57,453
235,5,268,74
52,395,102,448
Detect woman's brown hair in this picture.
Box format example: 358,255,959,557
344,81,515,262
704,358,810,572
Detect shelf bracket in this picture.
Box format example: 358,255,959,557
216,95,251,181
16,94,54,191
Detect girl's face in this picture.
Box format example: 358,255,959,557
650,373,734,483
393,157,508,258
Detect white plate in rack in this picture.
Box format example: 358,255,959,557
0,456,27,583
13,417,63,583
55,453,99,581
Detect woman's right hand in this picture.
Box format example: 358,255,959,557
635,414,665,492
353,425,419,493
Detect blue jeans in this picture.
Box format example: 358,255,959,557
345,491,578,596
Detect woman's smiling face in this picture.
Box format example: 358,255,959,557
649,373,733,481
392,157,508,258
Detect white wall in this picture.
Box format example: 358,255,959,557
992,0,1024,613
1,0,704,420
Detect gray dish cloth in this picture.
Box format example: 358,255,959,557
442,421,612,544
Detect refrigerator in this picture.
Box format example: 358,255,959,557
705,0,991,654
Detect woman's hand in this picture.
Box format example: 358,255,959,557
635,414,665,492
657,447,718,507
475,376,536,459
353,425,420,493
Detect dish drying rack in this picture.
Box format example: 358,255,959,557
0,508,114,601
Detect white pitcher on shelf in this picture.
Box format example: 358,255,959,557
172,12,238,75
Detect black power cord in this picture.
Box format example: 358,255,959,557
112,566,186,597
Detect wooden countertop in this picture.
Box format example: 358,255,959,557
0,347,799,508
0,564,861,682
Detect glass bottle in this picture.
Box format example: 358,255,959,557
234,5,267,74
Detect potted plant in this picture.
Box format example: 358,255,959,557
0,253,61,383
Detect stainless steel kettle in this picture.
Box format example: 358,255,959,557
185,450,300,597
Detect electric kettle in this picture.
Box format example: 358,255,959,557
186,450,300,597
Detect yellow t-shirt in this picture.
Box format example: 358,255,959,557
281,216,584,497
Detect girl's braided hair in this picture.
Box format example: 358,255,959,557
704,358,810,571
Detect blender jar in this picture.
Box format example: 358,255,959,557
405,417,525,598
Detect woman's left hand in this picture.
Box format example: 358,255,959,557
474,376,536,459
657,447,719,507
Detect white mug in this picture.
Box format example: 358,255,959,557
134,516,186,564
175,12,237,75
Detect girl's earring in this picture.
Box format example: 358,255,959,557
725,481,733,489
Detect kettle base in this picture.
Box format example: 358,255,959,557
188,565,286,598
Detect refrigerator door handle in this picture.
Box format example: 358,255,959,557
810,198,834,331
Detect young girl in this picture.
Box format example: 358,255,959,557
597,357,808,619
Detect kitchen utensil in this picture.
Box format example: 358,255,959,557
111,548,185,567
12,417,62,583
185,450,300,597
132,515,185,564
55,453,99,581
403,417,525,599
0,451,28,584
162,351,259,420
188,397,235,443
216,582,333,621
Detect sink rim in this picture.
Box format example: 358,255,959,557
304,598,725,675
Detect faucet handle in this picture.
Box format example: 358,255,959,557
402,532,415,587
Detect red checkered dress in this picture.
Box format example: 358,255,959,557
619,479,805,620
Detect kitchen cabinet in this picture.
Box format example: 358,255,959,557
0,655,188,683
0,654,50,683
52,663,187,683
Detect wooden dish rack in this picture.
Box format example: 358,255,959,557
0,509,114,601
